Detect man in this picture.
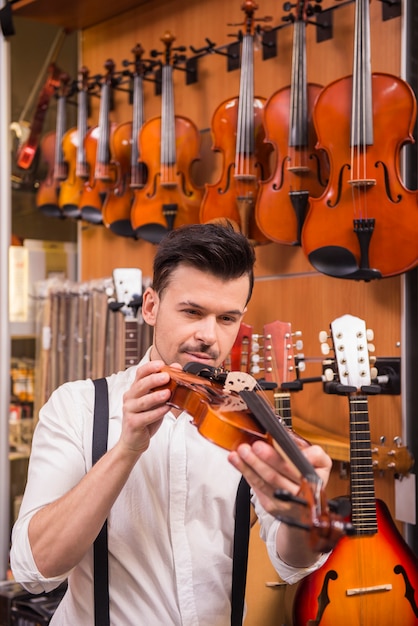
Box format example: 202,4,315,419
11,223,332,625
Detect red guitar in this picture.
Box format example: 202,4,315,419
293,314,418,626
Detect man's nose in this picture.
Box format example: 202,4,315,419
195,317,217,344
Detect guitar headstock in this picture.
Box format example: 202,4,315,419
321,314,375,391
112,268,143,319
225,322,254,373
251,320,304,386
372,439,415,476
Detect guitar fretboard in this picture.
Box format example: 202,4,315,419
349,394,378,535
125,319,139,369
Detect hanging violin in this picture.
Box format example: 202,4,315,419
79,60,118,225
200,0,273,246
102,44,148,238
130,31,203,244
36,72,71,218
301,0,418,280
255,0,329,245
59,67,91,219
156,364,352,553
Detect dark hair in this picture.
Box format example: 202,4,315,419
152,223,255,304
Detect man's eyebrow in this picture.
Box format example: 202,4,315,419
179,300,244,316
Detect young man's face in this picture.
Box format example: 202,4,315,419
142,264,250,368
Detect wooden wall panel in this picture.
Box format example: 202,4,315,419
78,1,408,623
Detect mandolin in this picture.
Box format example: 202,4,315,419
293,314,418,626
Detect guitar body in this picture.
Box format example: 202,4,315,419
293,499,418,626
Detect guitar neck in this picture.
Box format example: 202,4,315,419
349,394,378,535
273,391,292,429
124,318,140,369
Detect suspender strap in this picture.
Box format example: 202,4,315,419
92,378,110,626
230,476,251,626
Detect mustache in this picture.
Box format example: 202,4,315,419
180,343,219,360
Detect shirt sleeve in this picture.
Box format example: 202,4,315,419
10,379,94,593
252,492,330,584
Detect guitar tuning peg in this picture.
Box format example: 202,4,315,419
294,339,303,351
393,436,402,447
318,330,328,343
380,435,386,444
321,342,330,356
366,328,374,341
367,342,375,353
370,366,378,379
323,367,334,382
297,360,306,373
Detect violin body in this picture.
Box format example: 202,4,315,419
36,131,62,218
301,73,418,279
200,96,272,245
101,121,135,237
131,115,203,243
293,499,418,626
59,127,85,218
256,84,329,245
79,124,117,224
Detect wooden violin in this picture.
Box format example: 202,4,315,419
157,364,351,553
59,67,91,219
255,0,329,245
79,60,118,225
102,44,148,238
301,0,418,280
36,72,71,218
200,0,273,246
130,31,203,243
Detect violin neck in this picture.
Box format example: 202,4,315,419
236,33,255,162
240,389,320,486
96,82,111,168
351,0,373,147
131,73,144,172
76,88,89,179
54,94,67,179
289,20,308,148
161,64,176,170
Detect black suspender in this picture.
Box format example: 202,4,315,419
92,377,110,626
92,377,250,626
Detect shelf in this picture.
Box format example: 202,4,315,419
12,0,149,31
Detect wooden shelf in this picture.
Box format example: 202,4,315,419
12,0,149,31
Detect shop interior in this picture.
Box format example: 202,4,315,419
0,0,417,624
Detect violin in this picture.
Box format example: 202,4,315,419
200,0,273,246
36,72,71,218
130,31,203,244
101,44,148,238
255,0,329,245
79,60,118,225
301,0,418,280
16,62,62,171
157,364,352,553
59,67,91,219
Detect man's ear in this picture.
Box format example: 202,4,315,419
142,287,159,326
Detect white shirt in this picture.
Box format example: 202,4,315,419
11,351,328,625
